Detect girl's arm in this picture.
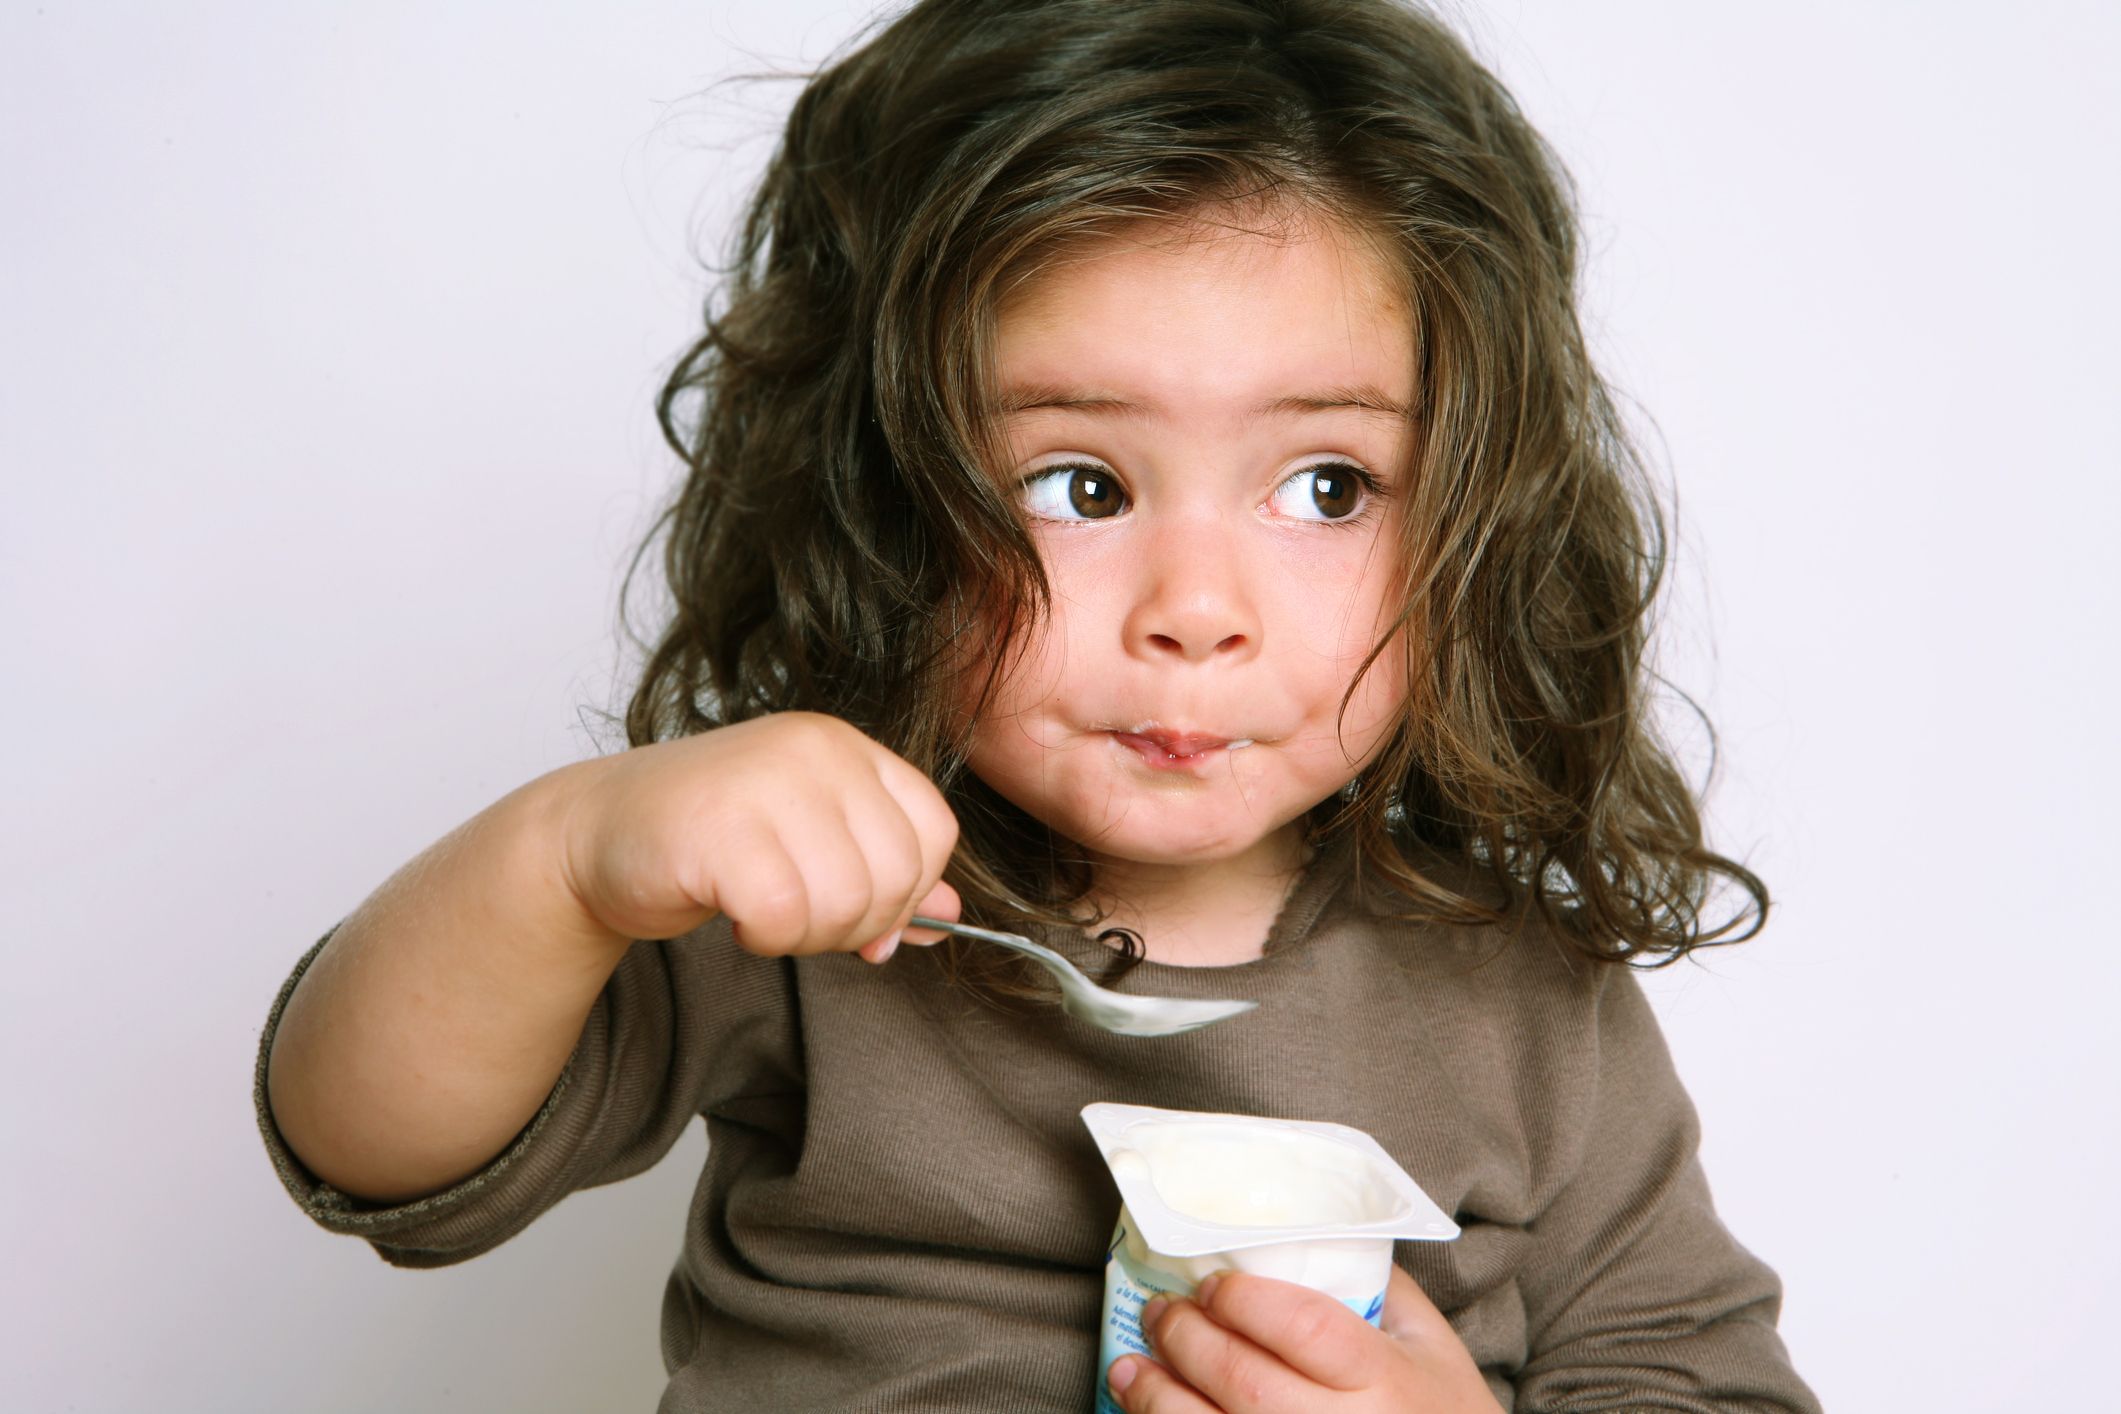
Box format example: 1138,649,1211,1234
264,762,632,1203
1511,969,1820,1413
264,714,960,1204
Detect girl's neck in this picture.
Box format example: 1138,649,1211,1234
1089,824,1311,968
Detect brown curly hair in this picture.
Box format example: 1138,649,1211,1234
622,0,1767,982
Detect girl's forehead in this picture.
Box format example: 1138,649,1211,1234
1001,207,1403,317
992,213,1415,422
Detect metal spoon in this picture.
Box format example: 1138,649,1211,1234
908,915,1257,1038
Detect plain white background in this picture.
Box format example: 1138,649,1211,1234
5,2,2116,1409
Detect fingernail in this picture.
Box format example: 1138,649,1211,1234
1193,1272,1223,1307
1107,1356,1140,1394
866,932,901,964
1141,1296,1168,1329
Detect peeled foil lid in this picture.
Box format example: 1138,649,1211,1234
1081,1102,1460,1258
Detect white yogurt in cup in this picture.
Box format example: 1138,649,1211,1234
1081,1102,1459,1413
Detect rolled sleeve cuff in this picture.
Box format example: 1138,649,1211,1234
251,931,580,1268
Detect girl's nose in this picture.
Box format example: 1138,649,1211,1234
1121,517,1262,664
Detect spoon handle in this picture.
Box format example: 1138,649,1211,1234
905,914,1256,1037
908,915,1074,969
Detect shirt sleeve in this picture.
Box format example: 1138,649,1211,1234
252,918,796,1269
1511,967,1821,1414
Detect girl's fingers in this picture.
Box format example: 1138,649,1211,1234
869,753,959,946
712,829,813,955
716,796,877,956
1142,1289,1320,1414
874,750,960,876
1108,1355,1223,1414
780,811,884,953
1187,1272,1383,1392
694,717,961,959
839,787,934,953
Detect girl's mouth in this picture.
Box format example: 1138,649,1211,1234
1110,729,1256,770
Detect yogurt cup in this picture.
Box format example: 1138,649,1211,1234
1082,1102,1458,1413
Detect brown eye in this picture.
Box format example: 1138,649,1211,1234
1269,464,1372,521
1023,465,1128,521
1069,469,1121,517
1310,470,1359,518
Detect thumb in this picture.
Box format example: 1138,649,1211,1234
1379,1263,1501,1410
1380,1263,1452,1346
902,880,960,941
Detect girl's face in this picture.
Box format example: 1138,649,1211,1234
966,208,1418,878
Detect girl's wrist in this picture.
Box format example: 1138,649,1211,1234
515,756,638,964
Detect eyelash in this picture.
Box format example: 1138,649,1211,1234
1020,461,1388,526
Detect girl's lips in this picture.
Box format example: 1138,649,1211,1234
1110,730,1256,769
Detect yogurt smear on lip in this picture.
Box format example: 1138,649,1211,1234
1109,727,1256,768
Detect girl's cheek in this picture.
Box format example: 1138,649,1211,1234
946,593,1071,734
1344,632,1415,764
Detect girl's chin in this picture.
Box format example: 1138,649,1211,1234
1068,811,1307,871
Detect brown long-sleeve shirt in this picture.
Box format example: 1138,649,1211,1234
255,840,1819,1412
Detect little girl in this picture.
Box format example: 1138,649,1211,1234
256,1,1818,1409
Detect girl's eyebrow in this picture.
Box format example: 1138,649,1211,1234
994,383,1411,421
